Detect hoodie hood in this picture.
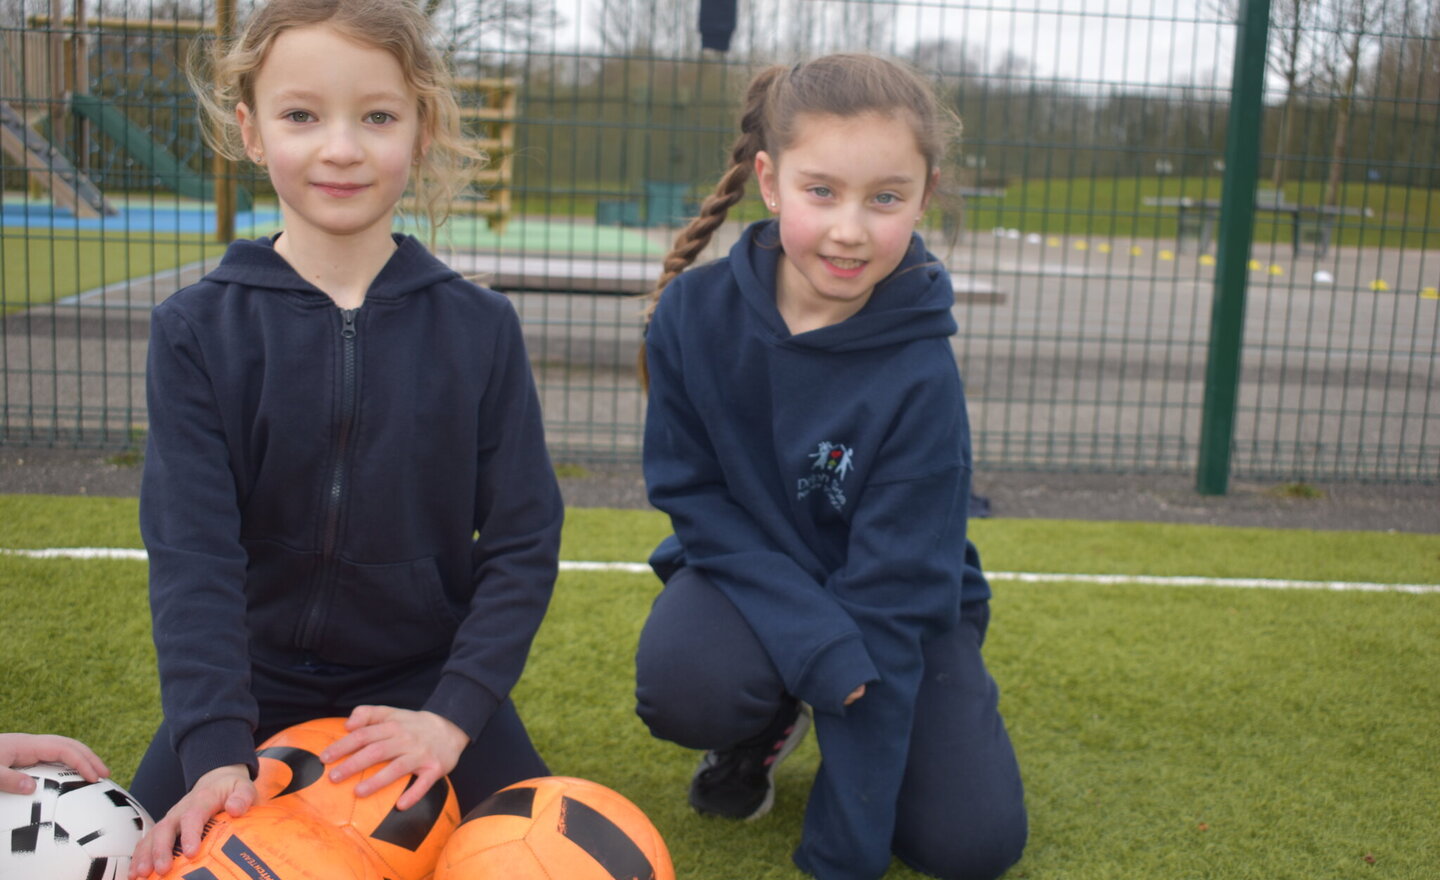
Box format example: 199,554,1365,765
728,219,958,353
203,233,460,301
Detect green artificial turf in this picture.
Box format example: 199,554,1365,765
2,495,1437,878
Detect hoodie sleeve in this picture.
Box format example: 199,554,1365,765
795,363,982,880
140,303,260,789
425,301,564,740
643,301,879,715
825,368,973,648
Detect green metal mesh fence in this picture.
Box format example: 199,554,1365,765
2,0,1436,482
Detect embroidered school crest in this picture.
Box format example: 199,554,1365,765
797,441,854,511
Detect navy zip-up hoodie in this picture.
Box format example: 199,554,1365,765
644,220,990,880
140,234,563,789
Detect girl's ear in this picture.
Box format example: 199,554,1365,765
920,168,941,212
755,150,778,212
236,102,260,163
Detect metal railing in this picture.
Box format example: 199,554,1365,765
1,0,1436,484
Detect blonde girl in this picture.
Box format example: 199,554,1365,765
634,54,1027,880
129,0,562,875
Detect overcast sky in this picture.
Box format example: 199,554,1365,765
558,0,1235,90
896,1,1233,88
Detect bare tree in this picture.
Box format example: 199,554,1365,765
425,0,559,74
87,0,211,20
1266,0,1320,190
910,37,984,78
590,0,698,57
1209,0,1321,191
1,0,28,26
1364,0,1440,107
1315,0,1388,205
742,0,893,60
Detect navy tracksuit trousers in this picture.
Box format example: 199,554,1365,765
635,565,1027,880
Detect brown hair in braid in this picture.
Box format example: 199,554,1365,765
638,54,958,387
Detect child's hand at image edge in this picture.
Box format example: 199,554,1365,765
0,732,110,794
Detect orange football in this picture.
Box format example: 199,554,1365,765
256,717,459,880
145,800,381,880
434,776,674,880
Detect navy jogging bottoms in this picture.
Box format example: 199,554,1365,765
634,565,1028,880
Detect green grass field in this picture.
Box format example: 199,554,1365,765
960,177,1440,249
0,230,226,315
2,494,1438,879
514,176,1440,250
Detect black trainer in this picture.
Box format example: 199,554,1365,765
689,700,811,820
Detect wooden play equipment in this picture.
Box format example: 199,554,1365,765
0,99,114,217
452,77,517,234
11,5,517,239
24,8,255,240
2,3,115,217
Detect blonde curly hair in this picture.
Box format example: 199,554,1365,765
189,0,483,233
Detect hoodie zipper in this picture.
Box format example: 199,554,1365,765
297,306,360,650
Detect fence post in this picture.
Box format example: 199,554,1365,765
1196,0,1271,495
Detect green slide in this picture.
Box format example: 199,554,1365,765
71,93,253,212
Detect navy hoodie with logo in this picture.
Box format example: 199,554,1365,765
644,220,990,880
140,234,563,789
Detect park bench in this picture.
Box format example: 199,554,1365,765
1144,191,1371,258
937,186,1009,240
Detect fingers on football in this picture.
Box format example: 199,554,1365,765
0,766,35,795
394,768,443,811
344,704,391,731
133,813,179,877
52,737,110,781
337,748,391,787
322,706,390,764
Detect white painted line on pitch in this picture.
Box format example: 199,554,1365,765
559,560,652,574
985,571,1440,594
3,550,1437,594
3,547,149,560
570,566,1440,594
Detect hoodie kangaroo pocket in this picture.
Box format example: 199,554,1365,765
316,555,462,666
244,539,321,654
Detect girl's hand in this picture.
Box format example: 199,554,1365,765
844,684,867,706
320,706,468,811
0,732,110,794
129,763,254,879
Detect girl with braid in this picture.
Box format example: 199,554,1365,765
633,54,1027,880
